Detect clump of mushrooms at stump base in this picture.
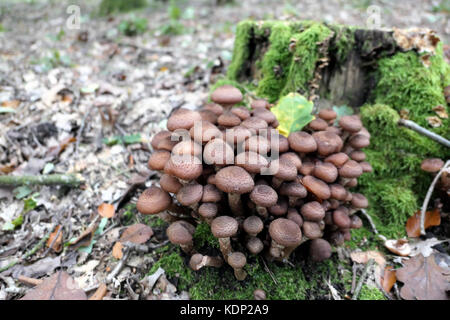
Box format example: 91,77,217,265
136,84,372,281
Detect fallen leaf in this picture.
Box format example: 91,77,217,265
98,203,115,218
433,105,448,119
381,266,396,293
426,116,442,128
119,223,153,244
396,254,450,300
384,239,411,256
409,238,448,258
350,250,386,268
12,256,61,279
46,225,63,253
406,209,441,238
21,271,87,300
88,283,108,300
46,136,76,158
1,100,20,108
112,242,124,259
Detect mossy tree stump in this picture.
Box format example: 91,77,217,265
225,20,449,237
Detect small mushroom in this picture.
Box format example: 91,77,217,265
176,182,203,212
421,158,444,173
227,252,247,281
136,186,172,215
309,239,332,262
160,174,183,194
243,216,264,237
288,131,317,153
249,184,278,218
211,216,239,260
300,201,325,222
198,203,218,224
246,237,264,255
189,253,223,271
210,85,243,110
166,221,195,254
148,150,171,171
268,218,302,260
167,108,202,131
253,289,267,300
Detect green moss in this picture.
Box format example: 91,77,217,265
329,25,356,64
98,0,147,16
193,222,219,249
227,20,255,81
149,251,194,290
359,285,386,300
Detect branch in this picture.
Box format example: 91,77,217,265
352,259,375,300
0,174,83,187
398,119,450,148
420,160,450,235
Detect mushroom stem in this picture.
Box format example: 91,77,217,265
180,242,194,254
255,206,268,218
218,237,232,261
228,193,244,216
189,254,223,271
233,267,247,281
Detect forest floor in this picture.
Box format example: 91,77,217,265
0,0,449,300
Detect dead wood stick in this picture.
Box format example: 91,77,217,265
398,119,450,148
420,160,450,235
0,174,83,187
359,209,378,234
352,259,375,300
88,283,108,300
17,275,43,286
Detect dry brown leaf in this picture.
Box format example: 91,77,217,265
46,136,76,158
88,283,108,300
21,271,87,300
396,254,450,300
69,219,99,249
350,250,386,268
426,116,442,128
119,223,153,244
1,100,20,108
112,242,124,260
98,203,115,218
381,266,396,293
384,239,411,256
406,209,441,238
46,225,63,253
433,105,448,119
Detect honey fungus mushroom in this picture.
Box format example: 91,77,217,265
268,218,302,261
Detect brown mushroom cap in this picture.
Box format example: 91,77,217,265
272,157,298,181
280,152,302,171
211,216,239,238
318,109,337,121
309,239,332,262
250,185,278,207
198,109,218,124
287,208,304,227
252,108,276,124
351,193,368,208
166,221,194,245
228,252,247,269
189,120,222,143
288,131,317,153
218,112,242,127
235,151,269,174
223,126,252,145
154,134,179,151
421,158,444,173
312,131,343,156
349,150,366,162
269,197,289,216
360,161,373,173
350,215,363,229
301,175,331,199
299,158,315,175
215,166,255,194
246,237,264,255
176,183,203,206
203,102,224,116
243,216,264,236
171,140,202,157
251,99,270,110
203,139,234,166
166,155,203,181
211,85,243,106
302,221,323,239
308,118,329,131
167,108,202,131
339,160,363,178
148,150,171,171
333,208,351,229
198,203,218,221
151,130,172,150
269,218,302,247
202,184,222,203
338,115,362,133
280,182,307,199
324,152,349,168
314,162,338,183
349,134,370,149
160,174,183,193
231,106,251,120
244,135,271,154
301,201,325,221
241,117,268,133
137,186,172,215
330,184,347,201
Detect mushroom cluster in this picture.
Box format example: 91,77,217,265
137,84,372,280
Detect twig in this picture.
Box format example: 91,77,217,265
420,160,450,235
17,275,43,286
260,257,278,285
106,250,130,283
358,209,378,234
88,283,108,300
398,119,450,148
0,233,50,273
75,103,92,155
352,259,375,300
0,174,83,187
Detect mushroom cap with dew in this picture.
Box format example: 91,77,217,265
243,216,264,236
215,166,255,194
235,151,269,174
166,221,194,245
302,175,331,200
228,252,247,269
288,131,317,153
421,158,444,173
269,218,302,247
211,216,239,238
167,108,202,131
166,155,203,181
203,139,234,166
301,201,325,221
339,115,363,133
211,85,243,106
250,185,278,207
137,186,172,215
309,239,332,262
338,160,363,178
148,150,171,171
176,183,203,206
160,174,183,193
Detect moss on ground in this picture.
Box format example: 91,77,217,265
98,0,148,16
149,250,194,291
359,285,386,300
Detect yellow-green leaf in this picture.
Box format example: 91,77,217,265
271,93,314,137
